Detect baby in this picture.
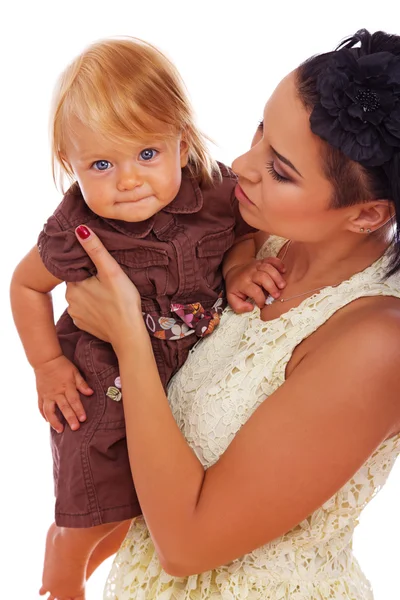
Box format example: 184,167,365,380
11,38,285,599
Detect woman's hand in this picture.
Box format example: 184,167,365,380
66,225,142,348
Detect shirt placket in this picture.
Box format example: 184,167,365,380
153,213,197,304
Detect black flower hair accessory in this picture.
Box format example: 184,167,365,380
310,49,400,167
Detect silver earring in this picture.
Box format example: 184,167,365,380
360,227,365,233
366,228,372,233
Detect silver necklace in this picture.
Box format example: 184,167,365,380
265,241,327,306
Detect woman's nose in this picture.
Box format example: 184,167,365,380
232,147,261,184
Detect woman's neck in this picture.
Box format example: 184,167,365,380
284,232,392,289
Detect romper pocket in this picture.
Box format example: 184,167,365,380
111,247,169,297
73,335,125,427
95,364,125,428
196,226,235,288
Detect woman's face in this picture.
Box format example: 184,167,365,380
232,72,353,242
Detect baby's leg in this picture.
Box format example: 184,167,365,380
86,519,132,579
40,521,124,599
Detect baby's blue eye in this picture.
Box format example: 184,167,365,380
140,149,157,161
93,160,111,171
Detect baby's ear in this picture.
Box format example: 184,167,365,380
60,152,73,172
180,135,189,168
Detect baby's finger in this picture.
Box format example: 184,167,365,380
38,397,47,421
43,400,64,433
66,385,87,423
56,394,81,431
252,272,281,300
75,372,94,396
243,282,267,309
261,257,287,272
257,262,286,289
227,292,254,314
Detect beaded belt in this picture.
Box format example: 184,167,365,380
143,296,224,341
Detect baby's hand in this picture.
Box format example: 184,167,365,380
225,257,286,313
35,355,93,433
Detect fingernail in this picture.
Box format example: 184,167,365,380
79,415,86,422
76,225,91,240
278,282,285,289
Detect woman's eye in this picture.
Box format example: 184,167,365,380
92,160,111,171
266,160,290,183
139,148,158,161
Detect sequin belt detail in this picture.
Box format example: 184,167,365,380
143,296,224,341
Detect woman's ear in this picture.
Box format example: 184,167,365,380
348,200,393,234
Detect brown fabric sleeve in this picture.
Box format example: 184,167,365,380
38,212,95,283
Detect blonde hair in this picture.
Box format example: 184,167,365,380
51,37,220,191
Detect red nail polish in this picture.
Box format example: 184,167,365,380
76,225,91,240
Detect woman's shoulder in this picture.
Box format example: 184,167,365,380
346,295,400,346
299,294,400,362
287,293,400,384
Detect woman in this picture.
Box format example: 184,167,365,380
65,29,400,599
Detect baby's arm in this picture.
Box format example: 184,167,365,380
223,232,286,312
10,246,93,432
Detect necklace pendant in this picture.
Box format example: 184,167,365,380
265,295,275,306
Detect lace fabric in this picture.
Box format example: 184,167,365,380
104,236,400,600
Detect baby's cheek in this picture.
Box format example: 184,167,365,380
82,190,111,218
159,172,182,206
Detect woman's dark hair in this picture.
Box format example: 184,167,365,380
296,29,400,276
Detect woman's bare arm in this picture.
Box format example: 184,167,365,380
68,228,400,577
116,309,400,575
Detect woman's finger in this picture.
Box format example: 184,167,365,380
75,225,120,279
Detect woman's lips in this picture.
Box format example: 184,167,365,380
235,184,254,205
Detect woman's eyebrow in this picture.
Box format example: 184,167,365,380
271,146,303,178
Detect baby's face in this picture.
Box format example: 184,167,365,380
63,121,189,222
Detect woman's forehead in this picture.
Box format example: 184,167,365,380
263,73,325,177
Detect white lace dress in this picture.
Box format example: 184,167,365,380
104,236,400,600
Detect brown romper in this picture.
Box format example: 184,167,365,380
38,163,254,527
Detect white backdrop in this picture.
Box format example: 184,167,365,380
1,1,399,598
